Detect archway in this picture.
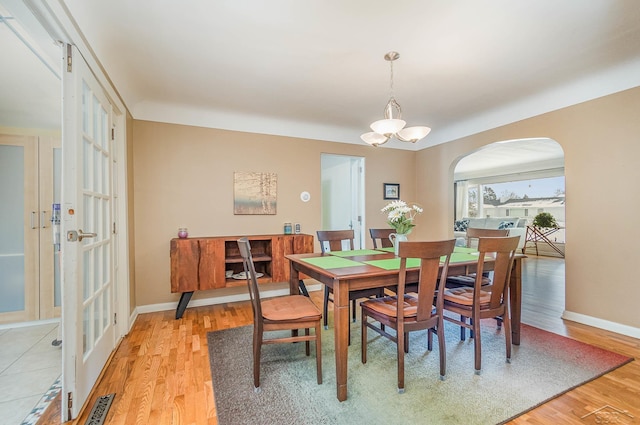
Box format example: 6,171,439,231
452,137,566,330
453,138,565,255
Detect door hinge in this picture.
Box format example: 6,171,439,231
111,127,115,140
66,44,72,72
112,222,117,234
114,313,117,325
67,392,73,418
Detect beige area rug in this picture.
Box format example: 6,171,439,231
208,320,632,425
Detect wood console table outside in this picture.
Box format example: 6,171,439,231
523,225,565,257
286,247,525,402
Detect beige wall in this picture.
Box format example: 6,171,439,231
132,121,415,306
415,86,640,330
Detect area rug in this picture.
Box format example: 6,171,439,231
207,321,632,425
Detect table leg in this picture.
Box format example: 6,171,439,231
289,262,300,295
333,278,349,401
509,258,523,345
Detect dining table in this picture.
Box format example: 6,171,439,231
286,246,525,402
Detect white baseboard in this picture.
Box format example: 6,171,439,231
0,317,60,331
562,310,640,339
134,283,323,316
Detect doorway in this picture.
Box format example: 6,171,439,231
0,135,61,324
320,154,365,249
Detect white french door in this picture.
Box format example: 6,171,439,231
61,44,116,420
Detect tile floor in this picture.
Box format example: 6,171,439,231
0,323,62,425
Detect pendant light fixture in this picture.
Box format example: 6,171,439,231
361,52,431,147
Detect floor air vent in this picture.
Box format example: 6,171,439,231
85,393,115,425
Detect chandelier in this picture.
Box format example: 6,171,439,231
361,52,431,147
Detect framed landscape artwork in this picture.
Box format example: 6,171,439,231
234,172,277,215
383,183,400,200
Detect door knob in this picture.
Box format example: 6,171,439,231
67,229,97,242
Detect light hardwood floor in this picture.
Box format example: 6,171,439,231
40,256,639,424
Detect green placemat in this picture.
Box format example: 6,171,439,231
329,249,386,257
365,253,478,270
449,252,480,263
364,258,422,270
301,256,364,269
454,246,479,254
376,247,395,253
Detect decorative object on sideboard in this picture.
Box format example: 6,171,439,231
178,227,188,238
361,51,431,147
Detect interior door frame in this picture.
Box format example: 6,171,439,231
320,153,365,249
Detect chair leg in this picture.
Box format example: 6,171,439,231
437,318,447,380
253,328,263,390
460,315,466,341
504,313,512,364
361,314,368,364
427,328,433,351
352,299,357,322
397,328,405,393
305,328,310,356
315,322,323,384
473,317,482,374
323,287,330,330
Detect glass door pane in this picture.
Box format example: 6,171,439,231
0,135,38,323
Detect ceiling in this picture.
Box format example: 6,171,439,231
3,1,640,154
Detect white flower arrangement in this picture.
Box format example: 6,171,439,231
381,200,423,234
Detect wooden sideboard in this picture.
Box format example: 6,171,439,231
170,233,314,318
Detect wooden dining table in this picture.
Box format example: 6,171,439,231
286,246,525,402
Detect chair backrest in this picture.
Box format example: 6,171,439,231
369,228,394,248
396,239,456,323
237,237,262,323
316,230,355,253
464,227,509,248
474,236,520,309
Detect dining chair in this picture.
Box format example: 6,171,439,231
446,227,510,339
443,235,519,374
316,230,384,332
369,228,394,249
446,227,509,287
360,239,456,393
237,237,322,390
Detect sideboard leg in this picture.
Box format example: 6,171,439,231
298,280,310,297
176,291,194,319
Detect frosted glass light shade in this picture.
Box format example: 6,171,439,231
360,132,389,146
397,126,431,143
370,119,406,136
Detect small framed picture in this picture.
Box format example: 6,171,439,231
383,183,400,200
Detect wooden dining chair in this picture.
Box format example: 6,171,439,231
369,228,394,249
446,227,510,339
237,237,322,390
360,239,456,393
443,235,519,374
316,230,384,331
446,227,509,287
